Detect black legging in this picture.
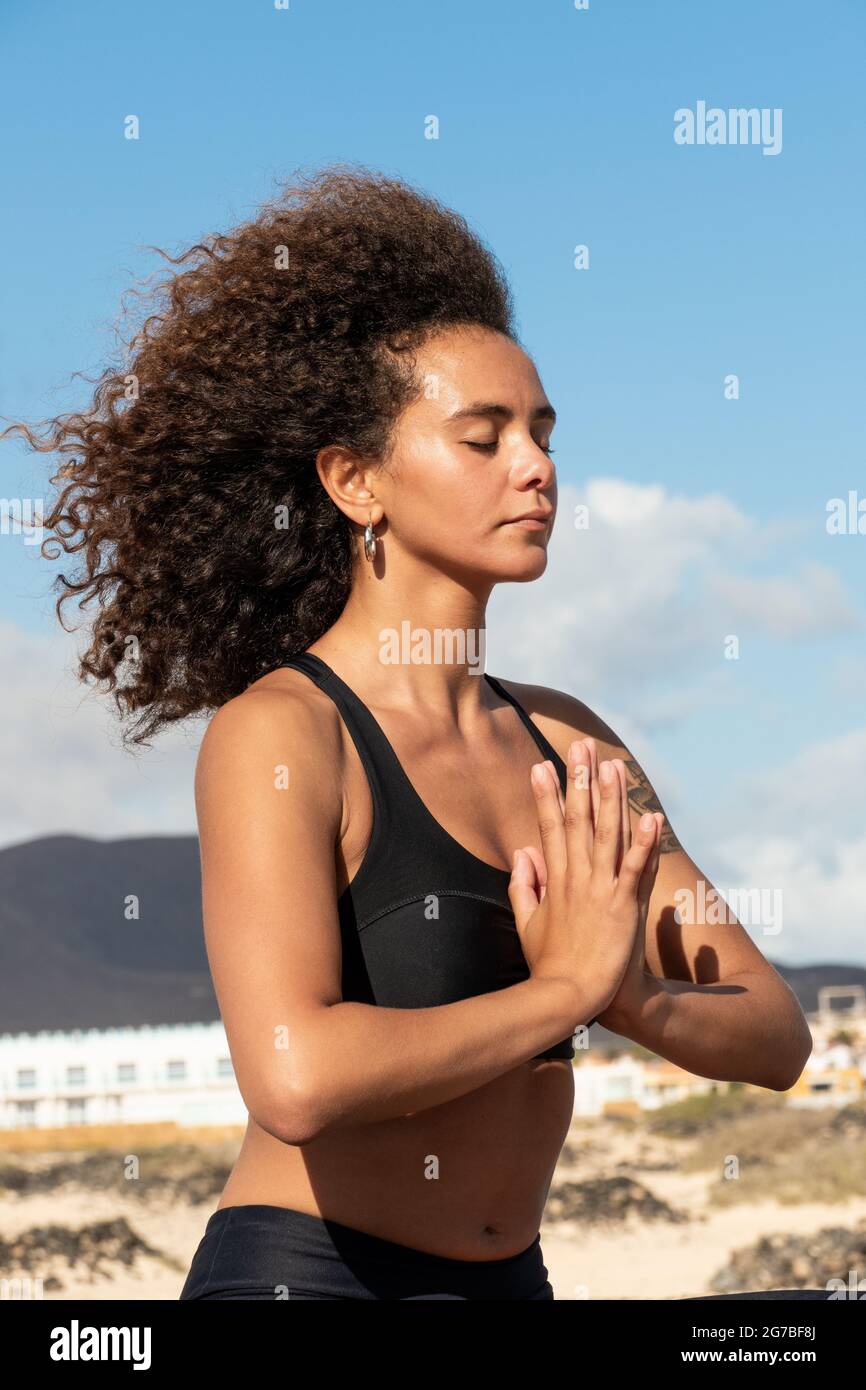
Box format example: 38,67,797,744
179,1204,555,1301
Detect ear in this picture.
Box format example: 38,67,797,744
315,443,384,529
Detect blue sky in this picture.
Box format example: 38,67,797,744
1,0,864,964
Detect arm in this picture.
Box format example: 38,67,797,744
496,681,814,1092
195,687,591,1148
606,751,812,1090
599,836,814,1091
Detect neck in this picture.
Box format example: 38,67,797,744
311,554,495,717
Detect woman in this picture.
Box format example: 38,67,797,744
13,165,812,1300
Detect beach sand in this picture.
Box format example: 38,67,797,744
1,1108,863,1301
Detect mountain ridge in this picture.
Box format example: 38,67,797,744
1,834,862,1035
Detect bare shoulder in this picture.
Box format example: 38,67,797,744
195,667,345,826
493,675,682,854
491,675,624,758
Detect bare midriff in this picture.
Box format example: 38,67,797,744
216,1056,575,1260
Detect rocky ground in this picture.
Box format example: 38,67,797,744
1,1095,863,1300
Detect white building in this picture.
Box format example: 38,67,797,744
572,1052,724,1117
0,1022,247,1130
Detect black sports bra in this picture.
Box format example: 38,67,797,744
280,651,596,1061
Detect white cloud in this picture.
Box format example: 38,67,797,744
724,726,866,857
0,618,202,848
704,563,860,638
666,726,866,964
489,479,861,702
710,827,866,966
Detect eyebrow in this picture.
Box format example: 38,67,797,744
445,401,557,426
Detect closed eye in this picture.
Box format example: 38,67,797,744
465,441,555,456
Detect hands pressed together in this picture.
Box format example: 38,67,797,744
508,737,664,1032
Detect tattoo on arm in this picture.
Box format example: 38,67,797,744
623,759,682,853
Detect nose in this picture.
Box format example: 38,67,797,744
511,439,556,493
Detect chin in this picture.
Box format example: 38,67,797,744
494,549,549,581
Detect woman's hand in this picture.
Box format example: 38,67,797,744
592,759,664,1028
508,740,663,1027
586,751,664,1027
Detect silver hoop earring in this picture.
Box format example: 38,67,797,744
364,516,377,562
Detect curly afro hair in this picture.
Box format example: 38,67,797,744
5,162,517,744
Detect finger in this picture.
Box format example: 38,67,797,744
544,759,566,817
520,842,548,901
614,811,658,897
508,848,542,931
584,736,601,830
614,757,630,875
530,760,567,886
591,759,623,882
637,812,664,915
564,739,594,873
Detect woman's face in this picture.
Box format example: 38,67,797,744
373,325,558,587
